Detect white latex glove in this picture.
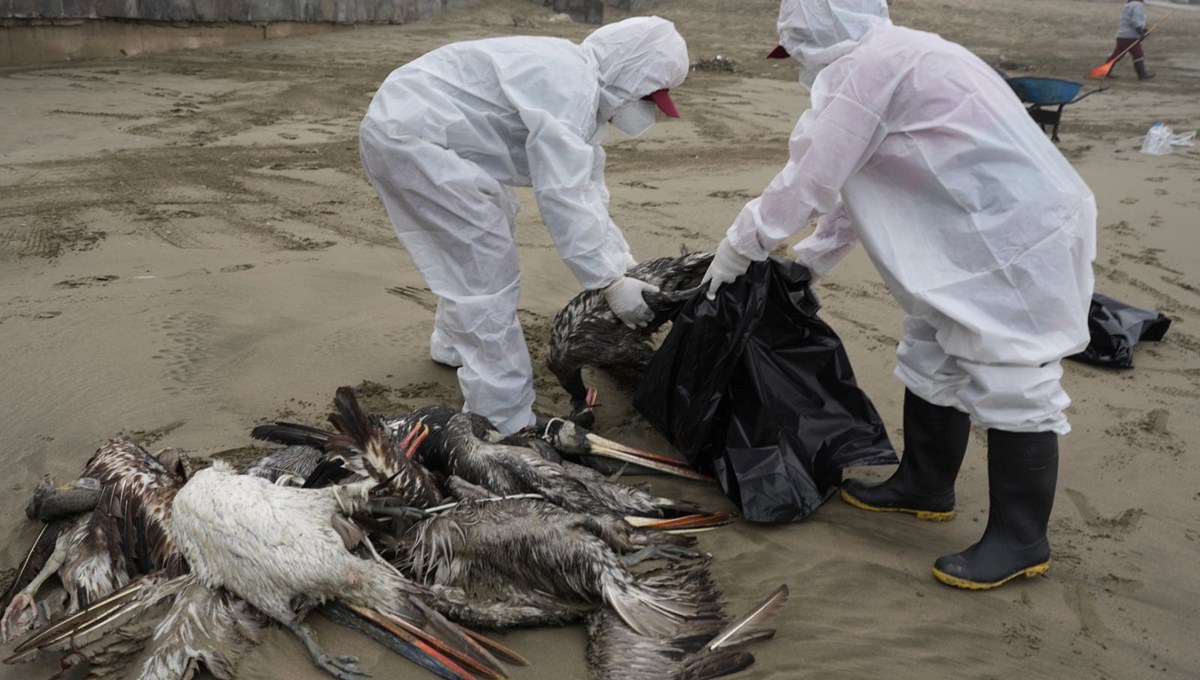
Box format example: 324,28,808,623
702,237,753,300
603,276,660,329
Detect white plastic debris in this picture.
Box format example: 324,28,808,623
1140,122,1174,155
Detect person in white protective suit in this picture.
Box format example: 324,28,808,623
359,17,689,435
702,0,1096,590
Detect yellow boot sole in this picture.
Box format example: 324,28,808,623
931,561,1051,590
839,487,955,522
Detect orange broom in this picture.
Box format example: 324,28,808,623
1088,12,1174,80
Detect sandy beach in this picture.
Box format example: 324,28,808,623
2,0,1199,677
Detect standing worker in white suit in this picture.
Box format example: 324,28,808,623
360,17,689,434
702,0,1096,589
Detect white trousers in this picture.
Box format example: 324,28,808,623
360,128,536,434
894,316,1072,434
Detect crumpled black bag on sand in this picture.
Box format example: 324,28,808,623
1067,293,1172,369
633,259,897,523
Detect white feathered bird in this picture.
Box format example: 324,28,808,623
170,460,515,680
170,461,422,678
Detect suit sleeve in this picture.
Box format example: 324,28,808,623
725,54,892,263
520,108,628,290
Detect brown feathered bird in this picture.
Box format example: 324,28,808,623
1,438,189,642
250,387,445,508
548,252,713,427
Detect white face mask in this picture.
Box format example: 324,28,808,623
609,99,658,138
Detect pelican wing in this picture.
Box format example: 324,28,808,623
138,581,266,680
91,482,186,580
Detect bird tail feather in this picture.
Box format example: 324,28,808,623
703,584,789,652
678,649,756,680
249,422,334,447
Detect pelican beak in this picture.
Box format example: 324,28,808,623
8,579,150,659
626,512,737,531
584,435,716,482
405,596,511,679
334,603,484,680
400,422,431,460
542,419,715,482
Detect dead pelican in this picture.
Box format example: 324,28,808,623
1,437,188,642
421,411,705,518
549,252,713,427
251,387,445,507
168,460,518,680
401,494,711,637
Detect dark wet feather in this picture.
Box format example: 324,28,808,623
241,444,325,483
586,565,756,680
404,497,705,637
549,252,713,417
423,412,697,518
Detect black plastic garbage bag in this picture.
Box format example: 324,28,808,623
1067,293,1171,369
633,258,897,523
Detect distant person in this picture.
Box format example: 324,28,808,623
1105,0,1154,80
1104,0,1152,79
702,0,1096,590
359,17,688,434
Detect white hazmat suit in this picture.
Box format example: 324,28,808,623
708,0,1096,433
360,17,689,434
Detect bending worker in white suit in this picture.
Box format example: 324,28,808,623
360,17,689,434
702,0,1096,590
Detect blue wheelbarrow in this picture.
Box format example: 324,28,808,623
1001,76,1108,142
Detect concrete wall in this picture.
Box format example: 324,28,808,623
604,0,656,11
0,0,665,66
0,18,364,65
0,0,479,66
0,0,477,23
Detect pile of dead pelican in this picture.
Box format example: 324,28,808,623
1,385,787,680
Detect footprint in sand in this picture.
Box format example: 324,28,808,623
1104,220,1135,236
149,311,218,396
385,285,437,312
54,275,119,288
1001,622,1043,659
1063,583,1114,648
1063,487,1144,537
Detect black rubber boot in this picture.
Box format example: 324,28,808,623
932,429,1058,590
840,390,971,521
1134,59,1155,80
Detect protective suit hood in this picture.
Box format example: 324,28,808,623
777,0,891,89
582,16,689,137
